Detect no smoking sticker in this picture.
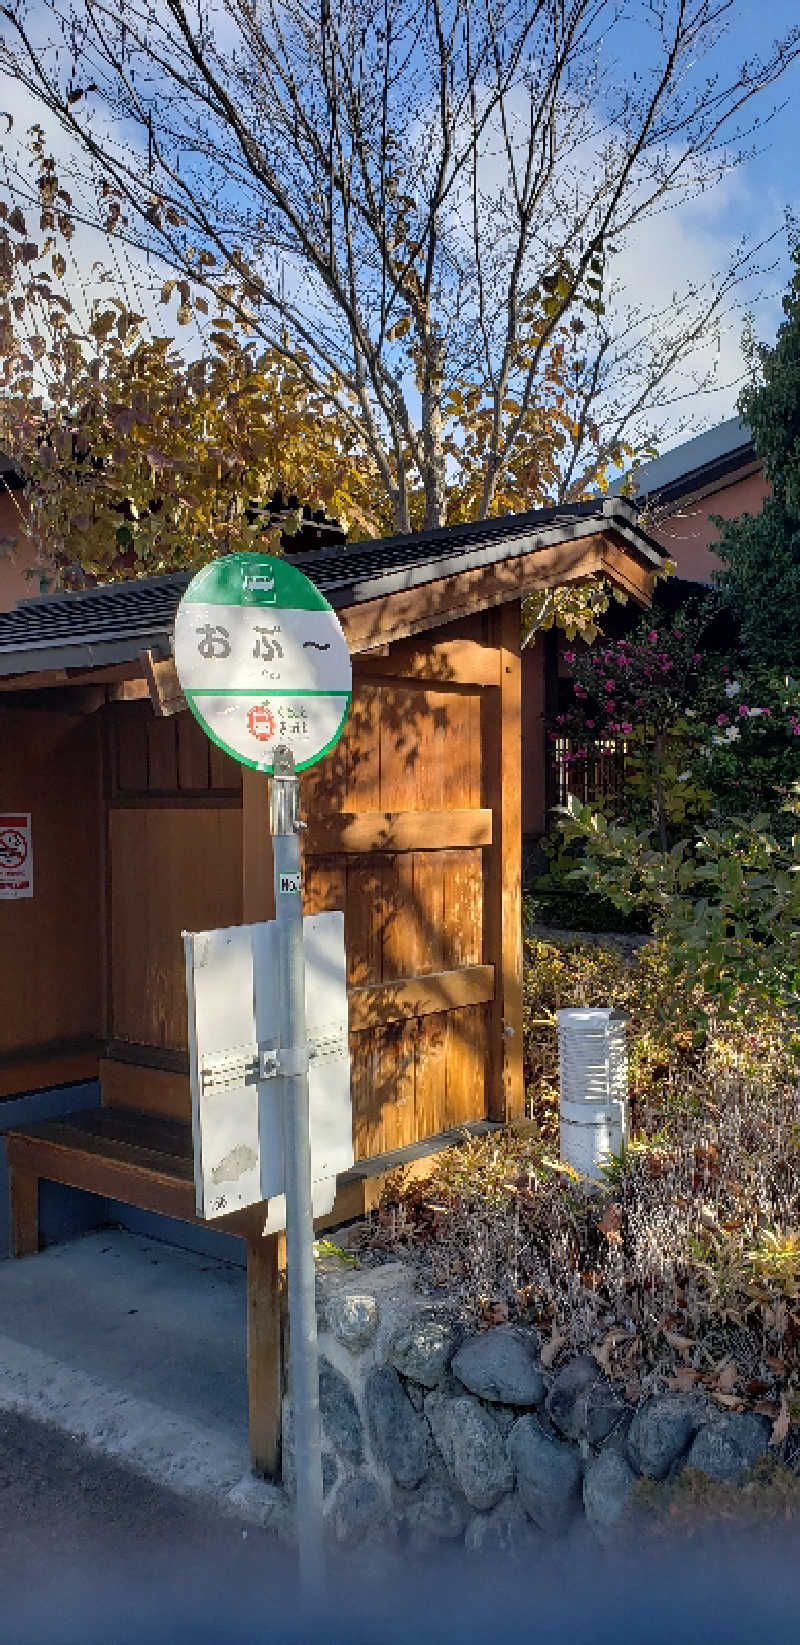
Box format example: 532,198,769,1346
0,813,33,900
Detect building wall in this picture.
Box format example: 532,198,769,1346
0,491,48,612
649,466,771,585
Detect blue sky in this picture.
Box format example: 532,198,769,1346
605,2,800,439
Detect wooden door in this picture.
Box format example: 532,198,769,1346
301,607,523,1157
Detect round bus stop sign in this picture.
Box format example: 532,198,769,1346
173,553,351,773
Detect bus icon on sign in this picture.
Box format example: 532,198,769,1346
242,565,276,600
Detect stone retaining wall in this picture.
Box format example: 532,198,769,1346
282,1253,778,1554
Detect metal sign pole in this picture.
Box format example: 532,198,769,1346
270,744,325,1602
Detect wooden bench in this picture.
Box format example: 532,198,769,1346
5,1102,500,1478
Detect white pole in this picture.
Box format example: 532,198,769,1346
270,745,325,1602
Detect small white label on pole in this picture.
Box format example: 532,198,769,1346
0,813,33,899
279,872,301,894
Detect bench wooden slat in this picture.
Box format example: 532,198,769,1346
6,1113,194,1181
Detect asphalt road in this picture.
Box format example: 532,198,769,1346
3,1407,800,1645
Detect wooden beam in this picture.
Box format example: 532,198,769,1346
107,678,150,703
4,1129,196,1220
0,661,145,693
483,603,524,1122
247,1233,284,1478
353,636,501,687
348,964,494,1031
9,1167,39,1257
340,532,656,654
305,807,492,855
100,1058,190,1122
0,1038,103,1101
241,767,275,923
140,650,187,718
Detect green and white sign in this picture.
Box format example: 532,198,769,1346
173,553,352,772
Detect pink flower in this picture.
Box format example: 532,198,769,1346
604,680,615,692
648,630,658,642
621,723,633,734
738,705,749,717
563,650,576,663
717,714,729,726
574,684,587,699
693,653,702,663
674,628,682,638
586,719,595,729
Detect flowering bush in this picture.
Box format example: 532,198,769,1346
551,610,712,848
695,665,800,834
550,611,800,842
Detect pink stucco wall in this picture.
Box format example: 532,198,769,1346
0,491,43,612
650,467,771,585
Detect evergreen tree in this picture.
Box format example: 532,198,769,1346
714,247,800,670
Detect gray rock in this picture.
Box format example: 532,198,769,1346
583,1448,638,1539
547,1354,629,1445
319,1356,363,1462
464,1495,540,1561
402,1482,469,1548
452,1325,544,1406
327,1293,379,1353
488,1403,517,1438
426,1392,514,1511
332,1473,385,1546
507,1415,583,1534
365,1365,430,1488
601,1411,635,1460
391,1312,460,1388
686,1412,771,1484
627,1393,712,1481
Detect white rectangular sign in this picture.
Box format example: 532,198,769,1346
184,912,353,1224
0,813,33,900
176,604,351,694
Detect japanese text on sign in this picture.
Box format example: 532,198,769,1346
0,813,33,900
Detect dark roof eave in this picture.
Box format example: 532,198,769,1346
638,442,758,511
0,630,172,681
0,496,665,681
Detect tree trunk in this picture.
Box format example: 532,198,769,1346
421,335,447,530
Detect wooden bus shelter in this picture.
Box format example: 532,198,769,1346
0,496,664,1473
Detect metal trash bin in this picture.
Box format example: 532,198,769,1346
557,1008,630,1180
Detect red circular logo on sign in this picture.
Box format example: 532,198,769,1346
246,703,276,743
0,828,27,869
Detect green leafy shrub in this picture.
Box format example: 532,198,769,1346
555,801,800,1019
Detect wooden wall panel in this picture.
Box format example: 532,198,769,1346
301,633,496,1158
177,714,211,791
0,708,105,1061
146,715,179,790
111,702,241,798
109,807,242,1049
303,849,483,991
348,1003,489,1160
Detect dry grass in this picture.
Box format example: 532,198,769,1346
367,1051,800,1427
